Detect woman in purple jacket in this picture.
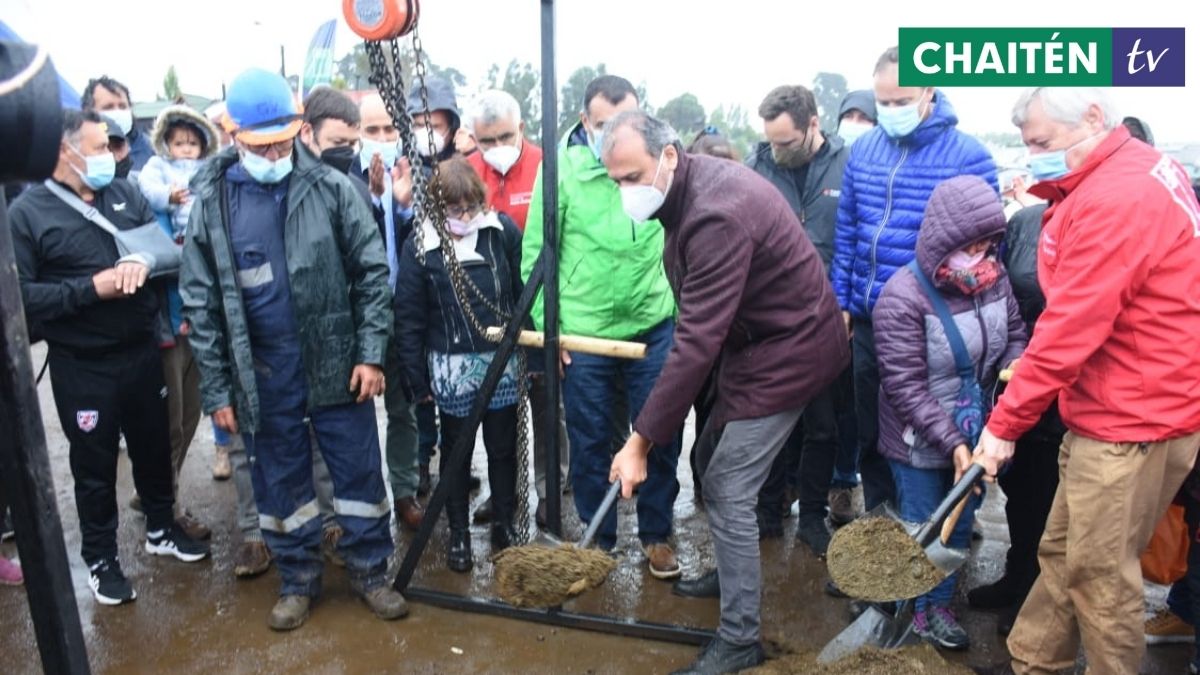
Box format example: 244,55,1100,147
873,175,1026,651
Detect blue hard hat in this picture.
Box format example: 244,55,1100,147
223,68,302,144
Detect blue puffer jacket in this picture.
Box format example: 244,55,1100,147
833,91,997,319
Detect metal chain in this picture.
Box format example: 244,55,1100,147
364,29,532,544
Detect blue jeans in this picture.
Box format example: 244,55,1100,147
563,319,681,549
212,417,231,447
889,460,980,612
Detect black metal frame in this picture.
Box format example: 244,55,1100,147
393,0,714,648
0,190,92,674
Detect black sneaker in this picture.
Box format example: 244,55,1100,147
796,514,832,557
88,558,136,606
145,523,210,562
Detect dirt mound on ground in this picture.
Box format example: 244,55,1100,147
745,643,972,675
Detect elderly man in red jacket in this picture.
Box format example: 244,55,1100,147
969,87,1200,675
604,110,848,675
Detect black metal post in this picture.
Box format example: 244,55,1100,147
0,192,91,674
539,0,562,538
405,588,714,646
394,260,545,591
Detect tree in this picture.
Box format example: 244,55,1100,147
334,44,372,91
811,72,848,132
657,93,706,138
162,65,181,101
706,104,762,160
485,60,542,144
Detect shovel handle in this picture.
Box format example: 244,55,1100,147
917,463,985,547
579,480,622,549
939,491,972,544
484,327,648,360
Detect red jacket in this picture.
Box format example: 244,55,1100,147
988,126,1200,443
467,141,542,231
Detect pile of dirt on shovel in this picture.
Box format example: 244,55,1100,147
826,516,946,602
493,543,616,608
744,643,972,675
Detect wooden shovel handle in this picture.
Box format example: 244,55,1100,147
484,327,647,360
940,492,972,544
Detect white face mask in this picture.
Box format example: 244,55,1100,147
620,149,672,224
447,212,485,237
946,248,987,271
838,121,874,146
415,130,446,157
483,144,520,174
104,108,133,135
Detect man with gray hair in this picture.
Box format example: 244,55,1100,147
605,110,848,674
974,87,1200,675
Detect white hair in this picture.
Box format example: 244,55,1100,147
1011,87,1120,130
472,89,521,128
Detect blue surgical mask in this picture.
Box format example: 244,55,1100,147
360,137,399,169
69,146,116,189
876,91,930,139
240,149,293,184
1028,131,1103,182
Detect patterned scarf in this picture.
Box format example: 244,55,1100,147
935,258,1001,296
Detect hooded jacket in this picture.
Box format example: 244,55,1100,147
634,152,848,446
987,126,1200,443
521,122,675,341
746,132,848,270
833,91,998,319
873,175,1026,469
407,76,461,165
180,143,392,433
138,104,220,234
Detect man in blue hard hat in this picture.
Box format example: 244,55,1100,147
180,67,406,630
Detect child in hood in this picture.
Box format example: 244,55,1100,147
872,175,1027,652
138,105,220,241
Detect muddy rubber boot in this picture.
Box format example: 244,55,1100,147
358,585,409,620
268,595,311,631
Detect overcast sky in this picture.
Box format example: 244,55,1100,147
5,0,1197,143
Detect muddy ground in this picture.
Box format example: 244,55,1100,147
0,343,1191,673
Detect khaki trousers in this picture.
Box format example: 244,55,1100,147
1009,431,1200,675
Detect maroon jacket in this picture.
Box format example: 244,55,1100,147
634,152,849,446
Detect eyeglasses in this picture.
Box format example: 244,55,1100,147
445,203,484,220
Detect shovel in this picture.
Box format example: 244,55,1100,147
492,480,622,608
818,463,986,662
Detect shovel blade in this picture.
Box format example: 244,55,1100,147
817,604,919,664
923,539,970,576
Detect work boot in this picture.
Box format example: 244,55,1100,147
417,463,432,498
211,444,232,481
795,514,831,558
669,637,765,675
394,496,424,532
1145,608,1193,645
322,525,345,568
357,585,409,620
447,529,472,573
644,542,682,580
827,487,858,526
175,511,211,541
268,595,311,631
233,540,272,578
672,569,719,598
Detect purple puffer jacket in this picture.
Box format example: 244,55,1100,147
873,175,1027,470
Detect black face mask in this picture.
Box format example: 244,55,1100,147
320,146,356,174
115,155,133,179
